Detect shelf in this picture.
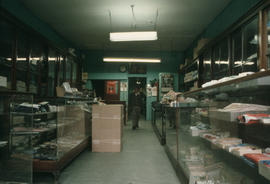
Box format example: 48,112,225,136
185,70,270,96
11,111,57,116
200,135,257,169
11,120,77,136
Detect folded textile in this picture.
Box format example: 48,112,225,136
237,113,270,125
244,153,270,165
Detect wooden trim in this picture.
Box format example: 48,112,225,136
259,8,268,69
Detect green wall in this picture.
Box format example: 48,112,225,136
185,0,262,58
1,0,72,49
83,50,184,120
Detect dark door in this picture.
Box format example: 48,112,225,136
128,77,146,120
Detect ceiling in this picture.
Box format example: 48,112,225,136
20,0,232,52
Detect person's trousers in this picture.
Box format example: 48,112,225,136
132,106,141,128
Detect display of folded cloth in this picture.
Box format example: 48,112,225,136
215,138,242,149
231,145,262,156
222,103,270,112
201,133,219,143
237,113,270,125
244,153,270,165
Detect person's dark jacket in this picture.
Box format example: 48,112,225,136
130,92,143,108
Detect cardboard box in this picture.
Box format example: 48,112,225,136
56,86,65,97
92,104,123,152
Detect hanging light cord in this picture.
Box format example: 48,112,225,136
131,5,136,30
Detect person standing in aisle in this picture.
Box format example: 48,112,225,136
130,87,144,130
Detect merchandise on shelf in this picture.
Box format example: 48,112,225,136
237,113,270,125
244,153,270,165
201,72,255,88
259,160,270,180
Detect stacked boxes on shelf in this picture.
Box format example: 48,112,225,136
184,70,198,83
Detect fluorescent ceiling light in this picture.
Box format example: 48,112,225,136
110,31,157,42
103,57,161,63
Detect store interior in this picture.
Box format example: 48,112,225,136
1,0,270,184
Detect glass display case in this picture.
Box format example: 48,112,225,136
32,97,92,182
0,91,33,184
164,71,270,184
202,50,212,84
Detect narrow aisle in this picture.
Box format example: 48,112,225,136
58,120,180,184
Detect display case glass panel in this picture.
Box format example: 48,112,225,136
0,19,14,89
57,55,64,86
48,48,57,97
163,72,270,184
72,62,77,86
232,29,243,75
66,56,72,83
29,39,45,94
202,50,212,83
0,93,33,184
16,32,30,92
243,16,258,72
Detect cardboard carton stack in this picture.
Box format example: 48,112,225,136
92,104,123,152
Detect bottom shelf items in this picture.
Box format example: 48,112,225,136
166,127,270,184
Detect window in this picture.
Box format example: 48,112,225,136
213,38,230,80
202,50,211,83
16,31,30,92
232,29,243,75
29,39,45,94
243,16,258,72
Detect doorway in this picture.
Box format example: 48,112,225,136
91,80,120,101
128,77,147,120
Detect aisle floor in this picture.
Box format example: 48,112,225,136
34,120,180,184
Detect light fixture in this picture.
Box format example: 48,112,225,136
110,31,158,42
103,57,161,63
